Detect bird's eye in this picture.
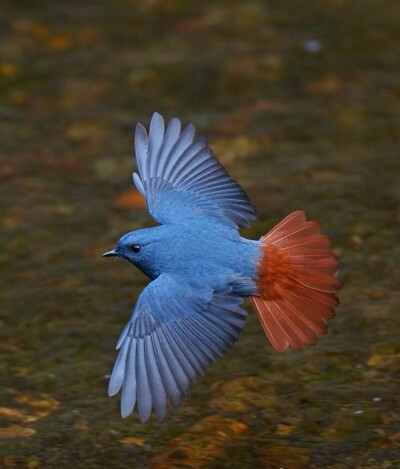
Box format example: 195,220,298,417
131,244,141,253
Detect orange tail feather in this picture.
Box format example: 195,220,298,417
251,211,341,352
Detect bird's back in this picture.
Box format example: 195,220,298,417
154,218,259,292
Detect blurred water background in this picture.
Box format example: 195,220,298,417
0,0,399,467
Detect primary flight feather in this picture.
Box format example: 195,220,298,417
103,112,341,422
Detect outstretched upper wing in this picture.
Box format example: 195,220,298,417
108,274,247,422
132,112,256,228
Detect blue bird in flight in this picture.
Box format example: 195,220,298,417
103,112,341,422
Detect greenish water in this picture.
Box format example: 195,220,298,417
0,0,399,467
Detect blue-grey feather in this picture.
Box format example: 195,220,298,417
161,324,195,379
180,166,226,189
189,315,228,356
147,113,165,178
162,123,196,179
172,149,214,186
145,335,167,420
155,117,181,177
152,332,181,409
167,137,208,183
157,327,190,394
220,204,257,216
165,323,204,378
136,339,153,422
109,338,129,396
173,321,211,370
121,339,137,418
116,320,131,350
195,314,234,348
134,123,148,180
185,173,235,192
202,311,239,338
195,181,239,194
132,172,145,196
207,310,243,332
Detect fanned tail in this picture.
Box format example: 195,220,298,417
250,210,341,352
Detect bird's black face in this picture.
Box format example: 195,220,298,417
121,241,143,263
102,228,160,279
102,238,143,263
102,243,141,258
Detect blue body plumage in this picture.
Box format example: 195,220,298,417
116,222,259,293
103,112,341,422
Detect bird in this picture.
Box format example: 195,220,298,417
102,112,341,422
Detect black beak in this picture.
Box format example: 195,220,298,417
102,249,118,258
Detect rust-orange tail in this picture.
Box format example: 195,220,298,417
251,210,341,352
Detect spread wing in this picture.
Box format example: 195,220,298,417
108,274,247,421
132,112,257,228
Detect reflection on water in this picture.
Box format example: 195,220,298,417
1,0,399,467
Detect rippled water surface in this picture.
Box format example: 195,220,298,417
1,0,399,467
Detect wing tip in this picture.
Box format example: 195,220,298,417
150,111,165,130
151,110,163,120
120,391,136,418
132,172,145,196
135,122,148,140
121,408,133,419
138,403,152,423
108,383,120,397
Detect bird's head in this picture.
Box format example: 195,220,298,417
102,227,163,279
